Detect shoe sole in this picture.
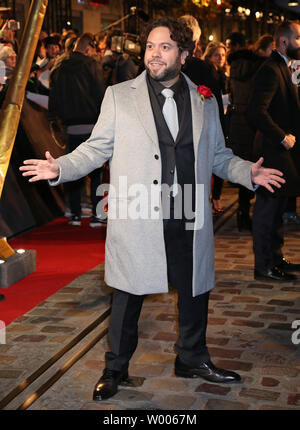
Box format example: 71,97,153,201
68,222,81,226
175,369,241,384
93,387,118,401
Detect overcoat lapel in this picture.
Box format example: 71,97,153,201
131,71,160,150
182,72,204,157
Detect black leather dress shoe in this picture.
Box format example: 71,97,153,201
254,267,297,282
276,257,300,272
174,356,241,384
93,368,129,401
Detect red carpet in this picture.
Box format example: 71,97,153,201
0,218,106,326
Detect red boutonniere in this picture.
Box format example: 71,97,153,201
197,85,213,101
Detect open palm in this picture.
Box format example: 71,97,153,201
251,157,285,193
19,151,59,182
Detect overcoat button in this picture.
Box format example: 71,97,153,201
154,154,159,160
153,180,158,184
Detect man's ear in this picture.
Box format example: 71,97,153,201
280,36,288,50
181,50,189,65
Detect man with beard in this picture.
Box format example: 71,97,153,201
248,20,300,282
20,17,285,401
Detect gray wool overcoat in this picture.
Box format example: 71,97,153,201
52,70,254,296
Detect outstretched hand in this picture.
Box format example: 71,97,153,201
19,151,59,182
251,157,285,193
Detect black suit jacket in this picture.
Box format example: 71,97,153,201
248,50,300,196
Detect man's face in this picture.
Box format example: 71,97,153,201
286,23,300,60
225,39,241,56
46,44,60,59
144,26,188,85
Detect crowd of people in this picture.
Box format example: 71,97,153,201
1,16,299,232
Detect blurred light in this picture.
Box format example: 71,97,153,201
238,6,243,14
0,260,5,264
288,2,299,6
209,34,214,41
16,249,25,254
245,9,251,16
217,0,222,5
67,21,71,26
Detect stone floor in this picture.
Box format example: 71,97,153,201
0,186,299,411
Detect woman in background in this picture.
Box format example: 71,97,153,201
202,42,228,215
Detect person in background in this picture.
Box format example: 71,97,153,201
0,19,19,53
0,44,17,106
253,34,274,58
36,36,61,92
0,43,16,79
248,20,300,282
39,29,48,41
49,32,106,227
202,41,229,214
51,35,78,74
100,29,139,87
226,32,269,231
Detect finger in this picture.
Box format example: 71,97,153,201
19,165,37,171
269,175,285,183
23,159,39,165
45,151,53,161
28,176,40,182
266,169,284,177
267,180,282,188
256,157,264,166
264,183,274,193
22,170,39,177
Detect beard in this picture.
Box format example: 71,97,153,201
286,43,300,60
145,55,182,82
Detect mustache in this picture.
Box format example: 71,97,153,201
147,57,166,65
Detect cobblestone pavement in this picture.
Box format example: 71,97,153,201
0,187,299,410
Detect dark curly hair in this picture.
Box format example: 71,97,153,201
141,16,195,54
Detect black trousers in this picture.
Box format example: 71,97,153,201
252,192,288,271
238,186,255,214
66,133,103,217
105,218,210,372
211,174,224,201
